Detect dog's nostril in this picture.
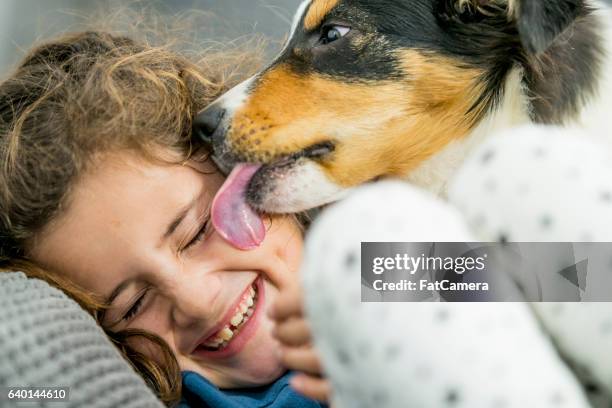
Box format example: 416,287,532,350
193,104,226,145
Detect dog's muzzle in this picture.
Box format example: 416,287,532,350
193,102,226,149
193,102,238,173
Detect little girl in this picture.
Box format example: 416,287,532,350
0,30,327,407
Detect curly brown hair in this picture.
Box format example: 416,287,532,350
0,29,263,405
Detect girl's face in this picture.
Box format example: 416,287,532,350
28,150,303,389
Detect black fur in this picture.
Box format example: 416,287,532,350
517,0,584,55
523,12,604,124
266,0,603,124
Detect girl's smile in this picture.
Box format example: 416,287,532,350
191,275,263,359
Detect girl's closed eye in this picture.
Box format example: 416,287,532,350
183,216,211,251
118,215,212,322
123,288,150,321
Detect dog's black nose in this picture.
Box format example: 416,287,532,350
193,104,226,146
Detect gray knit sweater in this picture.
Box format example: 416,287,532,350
0,272,165,408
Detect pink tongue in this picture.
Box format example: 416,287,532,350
211,164,265,250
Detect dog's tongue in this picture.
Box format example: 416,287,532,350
211,164,265,250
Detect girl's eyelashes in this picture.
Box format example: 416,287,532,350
123,289,148,321
183,217,211,251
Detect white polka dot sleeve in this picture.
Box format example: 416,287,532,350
449,125,612,243
301,181,591,408
449,124,612,406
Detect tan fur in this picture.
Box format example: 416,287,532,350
304,0,341,31
226,51,486,188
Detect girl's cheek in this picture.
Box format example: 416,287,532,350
262,280,280,311
276,221,304,273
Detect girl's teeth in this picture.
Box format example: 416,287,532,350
207,336,223,344
204,339,221,347
230,312,244,327
220,327,234,341
202,284,258,351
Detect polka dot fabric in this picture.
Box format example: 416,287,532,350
449,124,612,406
301,180,591,408
449,125,612,243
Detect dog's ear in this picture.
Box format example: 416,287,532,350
512,0,583,55
437,0,584,55
435,0,507,24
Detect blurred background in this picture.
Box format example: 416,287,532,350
0,0,303,76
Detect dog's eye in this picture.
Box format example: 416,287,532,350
319,25,350,45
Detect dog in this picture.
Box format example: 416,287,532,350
194,0,612,214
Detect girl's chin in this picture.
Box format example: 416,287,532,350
221,314,286,387
183,334,285,389
236,359,286,387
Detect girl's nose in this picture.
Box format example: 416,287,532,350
168,270,222,329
